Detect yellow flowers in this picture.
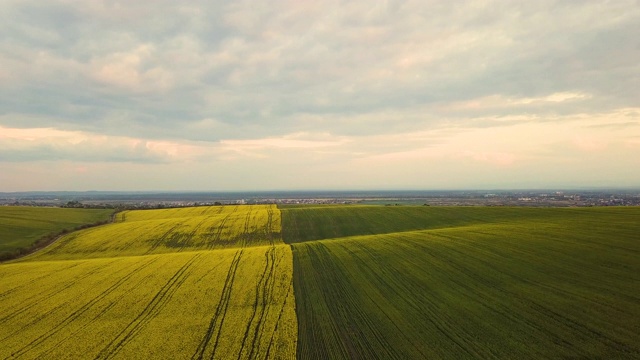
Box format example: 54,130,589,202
4,204,640,358
0,205,296,359
27,204,281,261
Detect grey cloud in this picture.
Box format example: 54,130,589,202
1,0,638,143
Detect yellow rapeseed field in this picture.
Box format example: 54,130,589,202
20,205,280,261
0,205,296,359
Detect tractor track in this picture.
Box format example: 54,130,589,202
95,254,202,359
191,249,244,360
9,257,159,358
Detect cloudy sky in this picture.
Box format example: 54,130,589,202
1,0,639,191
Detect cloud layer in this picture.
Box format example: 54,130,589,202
1,0,639,190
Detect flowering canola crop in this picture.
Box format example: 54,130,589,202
0,205,296,359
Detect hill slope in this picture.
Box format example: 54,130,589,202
280,205,578,243
0,206,113,259
0,205,296,359
283,206,640,359
3,205,639,359
26,205,279,261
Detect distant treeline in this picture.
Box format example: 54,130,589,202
5,201,228,210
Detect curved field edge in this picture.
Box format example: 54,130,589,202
279,205,638,244
286,206,640,359
0,207,114,261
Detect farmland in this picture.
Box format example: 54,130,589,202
0,206,113,260
279,205,577,243
282,206,640,359
1,204,639,359
0,205,296,359
23,205,279,261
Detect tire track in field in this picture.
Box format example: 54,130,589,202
428,242,564,355
438,232,638,353
239,206,254,247
191,249,244,360
264,277,294,360
439,229,638,310
295,243,350,359
265,206,275,246
348,240,492,358
181,215,211,251
7,257,159,358
237,246,279,359
311,243,400,360
108,219,166,254
209,214,230,248
337,242,430,359
0,259,118,323
207,207,237,249
36,262,162,360
147,222,184,253
416,231,634,352
355,234,630,358
249,246,281,358
238,208,276,359
1,259,148,344
296,242,440,359
96,254,202,360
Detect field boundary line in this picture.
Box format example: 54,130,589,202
294,222,530,245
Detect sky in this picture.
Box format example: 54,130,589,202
1,0,639,191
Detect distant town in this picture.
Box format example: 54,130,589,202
1,189,639,209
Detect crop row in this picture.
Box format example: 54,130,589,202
1,204,294,359
3,204,639,359
280,205,639,244
24,204,281,261
0,247,296,359
289,206,640,359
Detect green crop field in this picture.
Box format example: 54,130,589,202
2,204,639,359
0,206,113,260
279,205,566,243
282,206,640,359
0,205,296,359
